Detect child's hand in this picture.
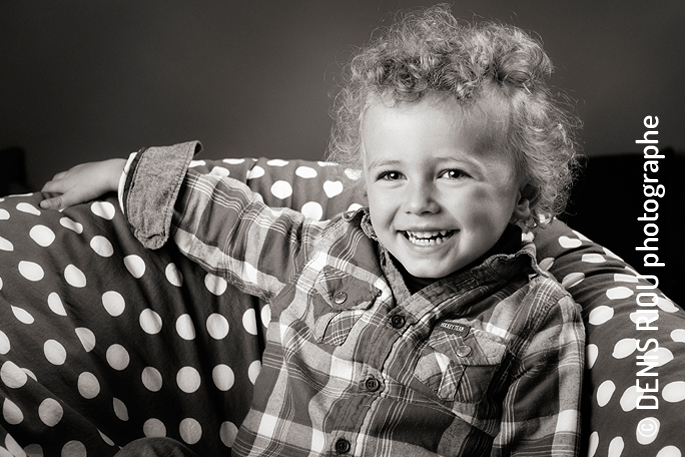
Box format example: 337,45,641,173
40,159,127,210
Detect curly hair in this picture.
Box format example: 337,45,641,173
326,4,582,227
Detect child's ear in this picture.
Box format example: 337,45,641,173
512,184,533,220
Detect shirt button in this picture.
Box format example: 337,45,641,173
456,345,472,357
390,314,406,329
335,438,351,454
365,377,381,392
333,292,348,305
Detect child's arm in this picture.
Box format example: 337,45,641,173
492,292,585,455
118,142,319,302
40,159,126,210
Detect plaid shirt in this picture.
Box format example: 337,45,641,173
120,143,585,456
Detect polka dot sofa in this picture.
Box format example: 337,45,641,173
0,154,684,457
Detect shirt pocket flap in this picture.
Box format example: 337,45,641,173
310,266,380,345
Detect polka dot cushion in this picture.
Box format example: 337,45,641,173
0,156,683,456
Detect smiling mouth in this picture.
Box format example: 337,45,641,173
402,230,456,246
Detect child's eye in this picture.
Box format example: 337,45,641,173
441,169,470,179
377,171,404,181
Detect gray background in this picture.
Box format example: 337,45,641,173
2,0,684,189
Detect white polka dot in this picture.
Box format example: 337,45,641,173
0,277,2,291
61,440,87,457
165,263,183,287
124,255,146,278
657,446,683,457
29,225,55,247
656,297,679,313
266,159,289,167
587,431,599,457
663,381,685,403
144,418,167,437
323,180,344,198
64,264,86,288
142,367,163,392
606,286,633,300
206,314,229,340
177,367,201,393
561,272,584,289
176,314,196,341
647,347,674,367
0,236,14,252
11,306,34,324
0,209,8,220
597,380,616,407
77,372,100,399
4,434,23,457
246,165,265,180
270,181,293,199
343,168,362,181
586,344,599,369
223,158,246,165
106,344,130,371
582,253,606,263
140,309,163,335
44,340,67,365
60,217,83,233
38,398,63,427
300,201,323,221
0,361,28,389
113,398,129,421
210,166,230,177
636,417,660,445
47,292,67,316
75,328,96,352
620,385,639,412
99,430,115,446
608,436,624,457
671,329,685,343
261,305,271,328
23,368,37,383
91,201,116,220
17,202,41,216
189,159,206,168
242,309,258,336
180,418,202,445
18,261,44,281
614,273,638,283
101,291,125,317
212,365,235,392
538,257,554,271
3,399,23,425
248,360,262,385
347,203,362,212
204,273,227,296
588,306,614,325
220,421,239,447
0,331,9,355
558,236,582,249
24,444,42,456
90,236,114,257
612,338,637,359
295,166,318,179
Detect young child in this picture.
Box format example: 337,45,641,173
41,5,584,456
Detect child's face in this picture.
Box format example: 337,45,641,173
361,95,530,279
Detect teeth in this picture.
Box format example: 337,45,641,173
404,230,454,246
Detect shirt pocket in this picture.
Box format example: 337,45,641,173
310,266,380,346
414,323,508,403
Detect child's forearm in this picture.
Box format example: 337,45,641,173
40,158,126,210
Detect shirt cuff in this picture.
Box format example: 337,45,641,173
119,140,202,249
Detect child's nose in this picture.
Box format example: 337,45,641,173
403,181,440,214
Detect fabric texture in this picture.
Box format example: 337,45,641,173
0,149,683,456
119,146,584,456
